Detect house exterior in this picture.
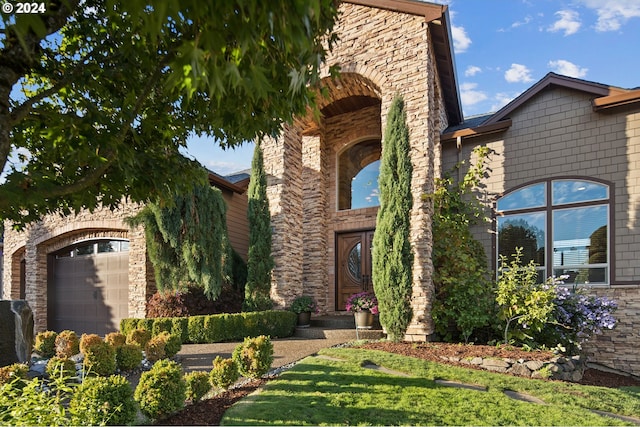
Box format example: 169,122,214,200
441,73,640,376
1,171,249,336
2,0,639,376
261,0,459,341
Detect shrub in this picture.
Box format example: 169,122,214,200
55,330,80,358
145,334,167,362
163,332,182,358
146,290,189,318
80,333,103,354
152,317,174,336
69,375,136,426
431,145,495,344
534,283,618,355
187,315,207,344
45,357,76,379
33,330,57,358
496,248,558,344
0,363,28,386
172,317,190,343
83,341,117,376
184,371,211,402
116,343,143,371
209,356,239,389
126,328,151,348
134,359,186,421
104,332,126,348
232,335,273,379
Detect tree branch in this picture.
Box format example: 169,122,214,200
9,79,69,125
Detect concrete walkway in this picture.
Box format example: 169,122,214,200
175,336,351,373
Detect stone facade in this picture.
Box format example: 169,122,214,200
2,202,152,332
263,2,451,339
441,75,640,375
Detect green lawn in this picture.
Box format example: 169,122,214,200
222,347,640,426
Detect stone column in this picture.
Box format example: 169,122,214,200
404,52,440,341
301,129,329,311
262,124,304,308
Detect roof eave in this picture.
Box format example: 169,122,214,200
592,89,640,112
441,119,512,143
207,172,245,194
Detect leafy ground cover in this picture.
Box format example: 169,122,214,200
161,342,640,426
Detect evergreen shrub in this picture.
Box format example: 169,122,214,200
116,343,143,371
210,356,239,389
126,328,151,348
55,330,79,358
232,335,273,379
0,363,28,386
45,357,76,379
184,371,211,402
83,341,116,376
134,359,186,421
69,374,136,426
79,333,103,354
33,330,57,358
104,332,126,348
145,335,167,363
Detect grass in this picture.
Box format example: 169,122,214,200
222,347,640,426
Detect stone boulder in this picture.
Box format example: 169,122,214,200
0,300,34,366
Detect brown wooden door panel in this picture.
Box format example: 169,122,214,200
336,230,375,310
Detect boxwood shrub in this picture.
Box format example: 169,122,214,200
120,310,296,344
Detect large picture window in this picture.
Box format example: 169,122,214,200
496,179,610,285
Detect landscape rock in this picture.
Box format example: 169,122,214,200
0,300,34,367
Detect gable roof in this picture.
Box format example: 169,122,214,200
442,72,640,142
345,0,463,125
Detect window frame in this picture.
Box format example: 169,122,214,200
495,177,611,286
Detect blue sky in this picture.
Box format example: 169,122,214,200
185,0,640,176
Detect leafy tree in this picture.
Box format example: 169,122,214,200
372,95,413,342
0,0,339,228
431,146,496,343
129,179,232,300
244,143,274,311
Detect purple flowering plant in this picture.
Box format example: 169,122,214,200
346,292,379,315
547,283,617,352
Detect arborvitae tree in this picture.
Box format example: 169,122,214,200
129,177,232,300
372,95,414,342
244,144,274,311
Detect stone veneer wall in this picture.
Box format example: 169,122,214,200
439,87,640,375
263,3,448,339
2,202,153,332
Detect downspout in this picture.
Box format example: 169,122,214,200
456,135,463,183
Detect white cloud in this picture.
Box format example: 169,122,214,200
491,92,520,113
578,0,640,32
505,64,534,83
460,82,488,107
548,10,581,35
464,66,482,77
451,24,471,53
548,60,588,78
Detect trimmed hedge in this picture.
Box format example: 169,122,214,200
120,310,296,344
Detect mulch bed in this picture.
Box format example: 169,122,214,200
158,342,640,426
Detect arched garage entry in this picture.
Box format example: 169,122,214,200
48,239,129,336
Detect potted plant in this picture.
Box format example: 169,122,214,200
346,291,378,329
290,295,318,327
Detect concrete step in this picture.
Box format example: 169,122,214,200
294,314,385,340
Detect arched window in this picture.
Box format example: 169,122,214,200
496,179,610,285
338,139,381,210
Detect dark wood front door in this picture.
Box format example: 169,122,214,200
336,230,374,311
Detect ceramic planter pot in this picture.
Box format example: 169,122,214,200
297,311,311,327
354,311,374,329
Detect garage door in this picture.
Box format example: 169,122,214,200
50,240,129,336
